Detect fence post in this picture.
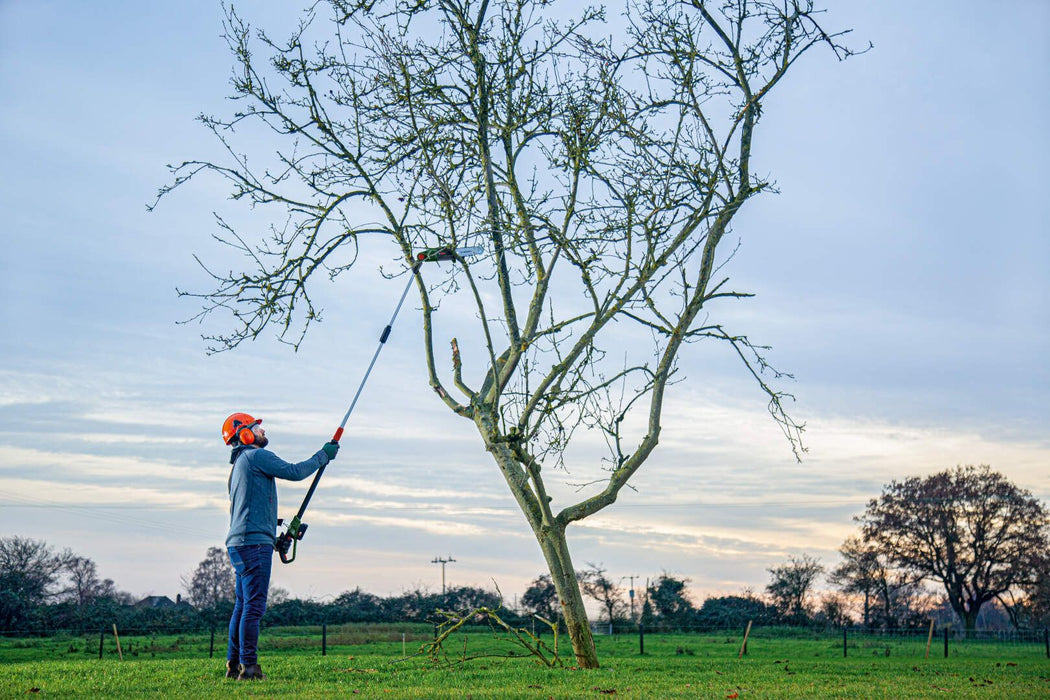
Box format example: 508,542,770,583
739,620,752,658
322,623,327,656
843,627,847,658
209,627,215,658
99,629,104,660
639,623,644,655
1044,628,1048,659
944,628,949,658
112,624,124,662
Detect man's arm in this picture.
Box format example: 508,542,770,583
253,448,329,481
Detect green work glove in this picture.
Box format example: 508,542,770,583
322,441,340,460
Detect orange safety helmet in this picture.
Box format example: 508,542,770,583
222,412,262,446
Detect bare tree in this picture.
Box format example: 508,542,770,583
182,546,235,609
860,465,1050,638
765,554,823,623
0,536,70,631
1011,560,1050,629
829,536,880,627
61,555,116,607
154,0,861,666
0,536,69,606
579,563,626,626
62,557,131,607
829,535,927,629
63,556,97,606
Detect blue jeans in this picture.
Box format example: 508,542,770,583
227,544,273,666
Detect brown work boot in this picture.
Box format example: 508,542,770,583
238,663,267,681
225,660,240,679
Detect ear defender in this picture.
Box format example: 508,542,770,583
238,425,255,445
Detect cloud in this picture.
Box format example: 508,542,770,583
3,477,225,509
0,445,224,485
310,511,496,538
333,496,516,519
322,475,504,502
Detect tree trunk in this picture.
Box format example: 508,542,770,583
479,419,600,668
535,520,599,668
963,608,979,639
948,591,979,640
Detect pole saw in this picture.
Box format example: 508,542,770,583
275,246,481,563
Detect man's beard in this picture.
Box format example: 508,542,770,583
254,435,269,448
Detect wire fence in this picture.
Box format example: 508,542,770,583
592,622,1050,645
595,622,1050,659
2,622,1048,663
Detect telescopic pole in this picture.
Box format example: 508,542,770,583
276,261,421,563
276,246,481,563
304,261,419,500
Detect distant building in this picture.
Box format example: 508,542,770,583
136,595,194,609
136,595,177,609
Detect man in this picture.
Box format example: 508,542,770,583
221,412,339,681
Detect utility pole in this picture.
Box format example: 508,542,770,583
643,577,650,623
626,575,640,623
432,556,456,599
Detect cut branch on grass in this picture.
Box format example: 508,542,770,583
423,606,561,668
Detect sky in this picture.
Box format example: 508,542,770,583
1,1,1047,612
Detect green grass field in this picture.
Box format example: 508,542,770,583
2,627,1047,698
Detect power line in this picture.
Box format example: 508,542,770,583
1,494,216,538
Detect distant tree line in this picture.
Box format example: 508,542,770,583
4,466,1046,636
0,536,137,634
524,466,1049,635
